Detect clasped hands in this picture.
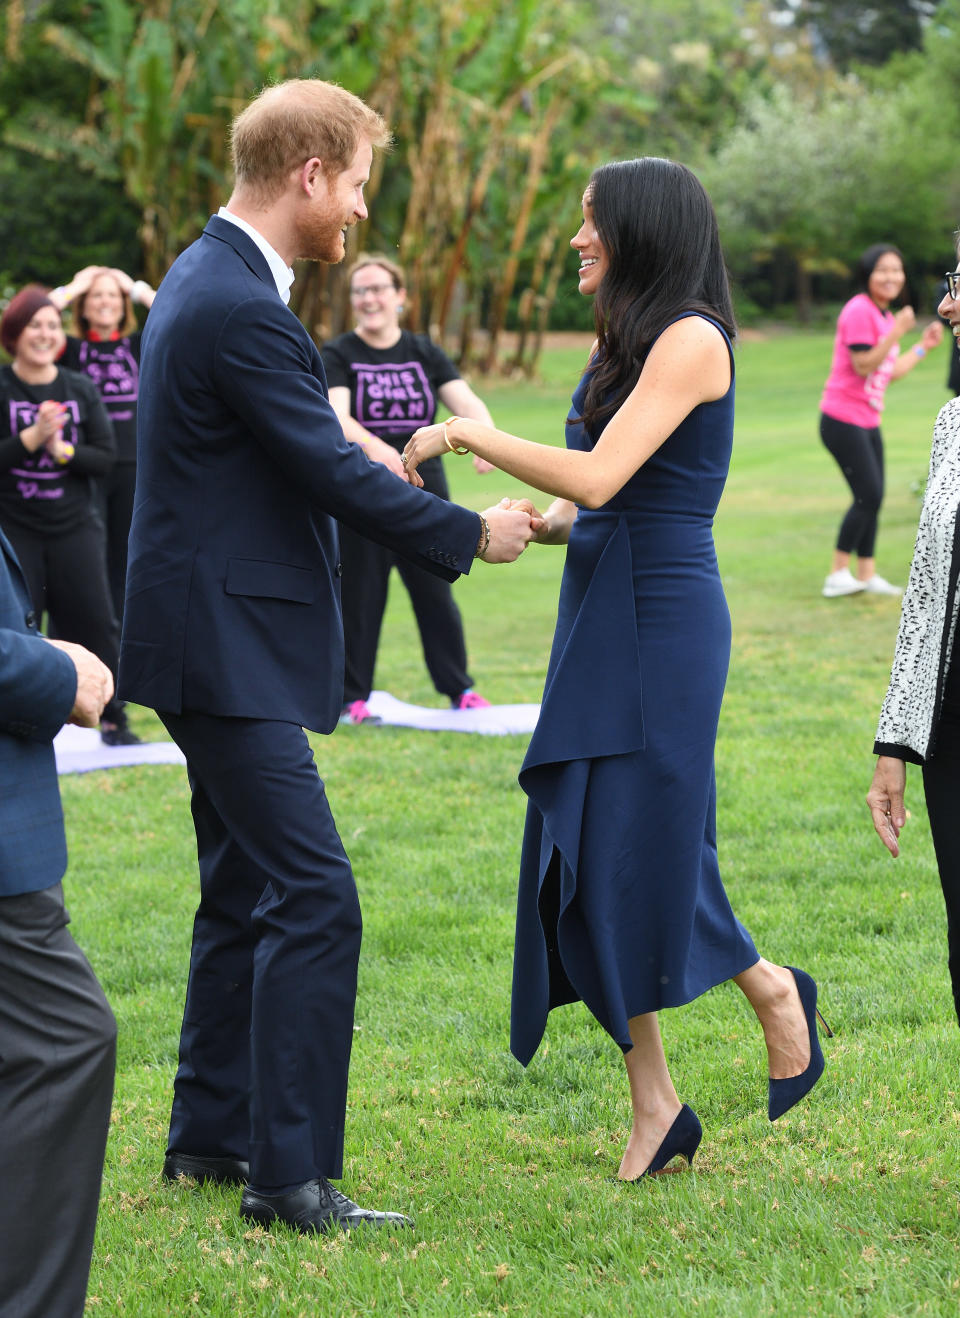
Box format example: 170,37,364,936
477,498,548,562
22,401,73,463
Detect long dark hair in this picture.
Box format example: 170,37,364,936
581,157,736,432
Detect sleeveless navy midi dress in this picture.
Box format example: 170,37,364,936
510,316,759,1066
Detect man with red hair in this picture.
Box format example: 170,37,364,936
120,79,533,1235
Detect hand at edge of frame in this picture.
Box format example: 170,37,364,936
866,754,907,858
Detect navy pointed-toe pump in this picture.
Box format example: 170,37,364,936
768,966,833,1122
623,1103,702,1182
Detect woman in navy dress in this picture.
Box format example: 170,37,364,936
402,158,830,1181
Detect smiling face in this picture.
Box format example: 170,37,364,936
570,189,609,297
867,251,906,308
350,262,404,337
297,139,372,264
14,305,63,371
81,272,126,334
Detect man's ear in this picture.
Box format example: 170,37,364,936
299,157,324,195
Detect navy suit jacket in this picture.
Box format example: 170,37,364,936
0,529,76,896
119,217,481,733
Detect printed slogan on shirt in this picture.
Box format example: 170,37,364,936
353,360,436,433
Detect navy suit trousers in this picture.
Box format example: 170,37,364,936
159,713,362,1187
0,885,116,1318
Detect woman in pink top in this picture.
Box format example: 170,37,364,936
820,243,941,597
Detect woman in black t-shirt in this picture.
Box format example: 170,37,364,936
0,285,138,744
321,254,497,723
50,266,155,624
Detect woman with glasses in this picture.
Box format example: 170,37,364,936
819,243,942,599
321,254,496,723
403,158,830,1181
868,258,960,1027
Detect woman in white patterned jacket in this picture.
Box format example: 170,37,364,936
867,260,960,1026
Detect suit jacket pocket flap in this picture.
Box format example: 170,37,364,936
224,557,318,603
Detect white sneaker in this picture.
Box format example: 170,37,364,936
861,573,902,596
822,568,866,598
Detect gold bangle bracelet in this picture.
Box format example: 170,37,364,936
442,416,470,455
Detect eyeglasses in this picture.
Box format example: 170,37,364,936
350,282,396,299
945,271,960,300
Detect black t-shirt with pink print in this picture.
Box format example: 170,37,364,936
61,332,141,464
0,365,115,536
321,330,460,452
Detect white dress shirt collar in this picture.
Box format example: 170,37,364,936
216,207,295,305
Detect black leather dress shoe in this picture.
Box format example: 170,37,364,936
162,1151,250,1185
240,1178,413,1234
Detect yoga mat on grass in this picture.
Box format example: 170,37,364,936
54,723,186,775
53,692,541,774
361,690,540,735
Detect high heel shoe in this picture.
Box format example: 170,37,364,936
622,1104,702,1182
767,966,833,1122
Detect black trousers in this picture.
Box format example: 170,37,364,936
0,884,116,1318
94,463,137,627
3,519,125,725
820,412,885,558
159,712,363,1189
922,708,960,1026
340,459,472,705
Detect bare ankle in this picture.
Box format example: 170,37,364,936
736,959,793,1012
630,1094,680,1125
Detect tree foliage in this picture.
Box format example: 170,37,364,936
2,0,960,356
703,0,960,317
796,0,937,71
2,0,619,367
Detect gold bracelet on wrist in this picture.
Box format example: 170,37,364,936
442,416,470,455
474,513,491,559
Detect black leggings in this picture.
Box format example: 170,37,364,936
95,462,137,627
820,412,884,558
3,518,125,725
339,458,472,705
922,708,960,1027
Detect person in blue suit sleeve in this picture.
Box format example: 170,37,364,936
0,526,117,1318
118,78,534,1235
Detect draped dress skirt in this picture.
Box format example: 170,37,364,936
510,318,759,1066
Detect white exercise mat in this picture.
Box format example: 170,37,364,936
363,690,540,735
53,691,541,774
54,723,186,775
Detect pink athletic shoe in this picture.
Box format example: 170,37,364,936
452,690,491,710
339,699,382,725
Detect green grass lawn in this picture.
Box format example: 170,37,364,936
65,330,960,1316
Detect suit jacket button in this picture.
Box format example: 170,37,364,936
25,610,37,628
335,563,343,577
